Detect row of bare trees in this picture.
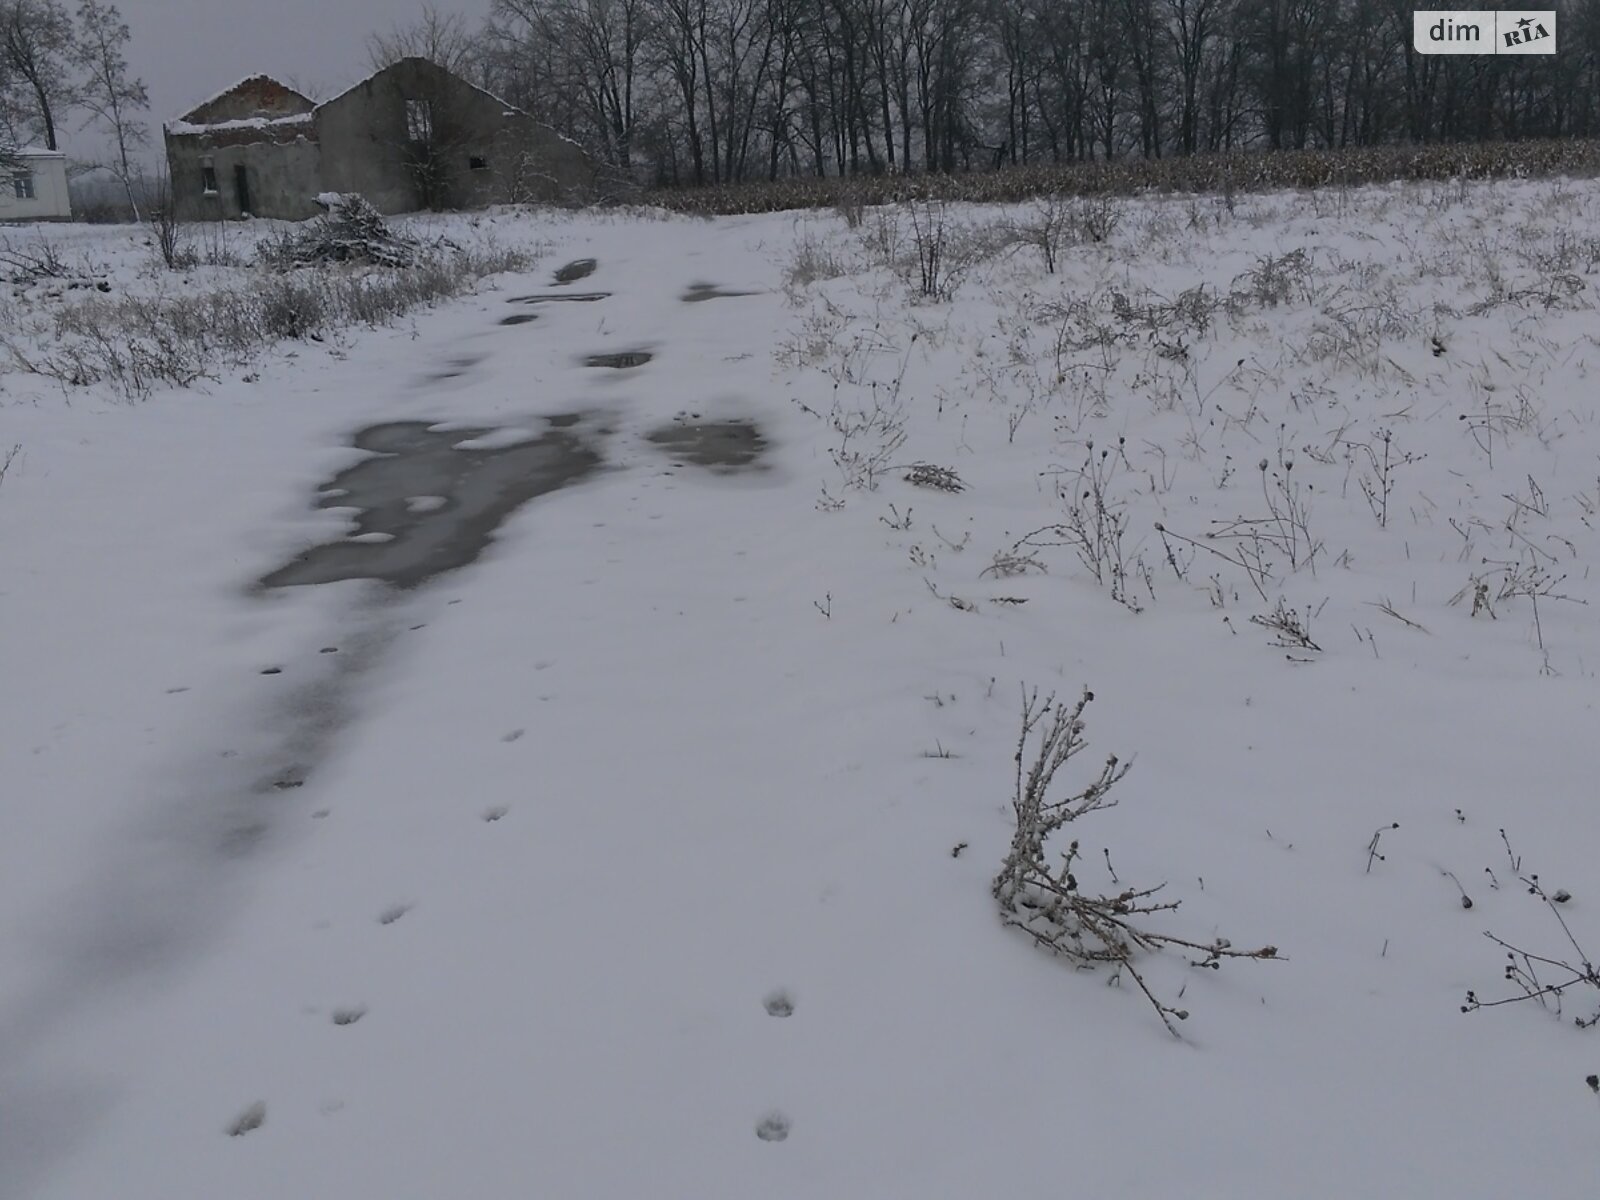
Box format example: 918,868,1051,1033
369,0,1600,186
1,0,147,209
12,0,1596,199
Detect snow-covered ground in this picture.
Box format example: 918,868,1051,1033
2,180,1598,1197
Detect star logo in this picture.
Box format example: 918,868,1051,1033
1517,16,1532,29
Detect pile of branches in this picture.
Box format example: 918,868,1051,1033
261,194,421,268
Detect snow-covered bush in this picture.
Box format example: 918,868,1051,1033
994,688,1279,1035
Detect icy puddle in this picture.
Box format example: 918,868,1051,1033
647,417,767,469
553,258,598,284
583,350,653,369
427,354,482,381
260,418,602,590
508,291,611,304
681,282,760,303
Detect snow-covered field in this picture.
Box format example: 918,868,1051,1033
2,180,1598,1196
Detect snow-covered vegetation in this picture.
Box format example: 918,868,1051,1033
1,210,544,397
2,174,1598,1196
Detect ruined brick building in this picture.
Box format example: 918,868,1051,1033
163,58,595,221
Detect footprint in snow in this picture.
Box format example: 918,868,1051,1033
763,990,795,1018
227,1101,267,1137
482,806,509,822
502,729,525,743
755,1112,791,1142
378,903,412,925
257,764,308,793
331,1005,367,1026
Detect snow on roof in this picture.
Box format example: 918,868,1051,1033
160,58,590,158
14,147,66,159
165,112,315,138
171,74,315,123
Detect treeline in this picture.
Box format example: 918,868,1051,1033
430,0,1600,186
14,0,1598,199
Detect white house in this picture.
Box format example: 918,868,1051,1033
0,148,72,222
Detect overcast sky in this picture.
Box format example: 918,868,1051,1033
67,0,491,161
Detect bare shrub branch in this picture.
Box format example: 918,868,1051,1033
994,688,1279,1036
1464,867,1598,1030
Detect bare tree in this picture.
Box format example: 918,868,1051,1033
0,36,14,149
493,0,646,171
414,0,1600,187
1164,0,1221,156
563,0,645,171
0,0,76,151
0,71,23,165
368,2,486,81
72,0,146,217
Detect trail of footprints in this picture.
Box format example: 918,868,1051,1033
757,989,796,1142
229,255,780,1143
756,1111,792,1143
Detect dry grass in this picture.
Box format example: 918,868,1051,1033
5,243,534,400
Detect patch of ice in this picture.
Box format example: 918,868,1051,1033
450,428,544,451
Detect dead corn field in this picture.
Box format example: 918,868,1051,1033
648,138,1600,216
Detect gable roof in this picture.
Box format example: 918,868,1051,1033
310,57,589,156
172,74,316,125
317,57,525,119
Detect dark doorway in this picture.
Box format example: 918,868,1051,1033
234,164,251,215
